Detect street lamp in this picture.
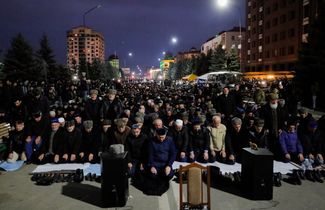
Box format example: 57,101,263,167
124,52,133,67
217,0,229,8
171,37,178,44
83,5,101,26
215,0,242,71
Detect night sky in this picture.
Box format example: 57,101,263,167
0,0,246,72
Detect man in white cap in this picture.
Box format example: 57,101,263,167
167,119,189,162
38,118,65,164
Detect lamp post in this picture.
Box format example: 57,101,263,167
83,5,101,26
216,0,242,71
124,52,133,67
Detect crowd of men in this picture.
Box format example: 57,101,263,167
1,78,325,180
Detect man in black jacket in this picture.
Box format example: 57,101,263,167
226,117,250,164
258,93,287,160
248,118,269,149
84,89,102,129
216,87,236,120
62,119,82,163
27,87,50,120
167,119,189,162
301,120,324,166
80,120,100,163
8,96,28,124
125,124,148,176
25,110,50,163
100,89,123,122
188,119,210,163
7,120,27,163
38,118,65,164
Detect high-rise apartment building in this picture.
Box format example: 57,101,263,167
201,27,245,56
201,27,245,71
175,47,201,63
245,0,320,72
66,26,105,70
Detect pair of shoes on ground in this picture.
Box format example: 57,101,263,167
85,173,101,182
233,171,241,184
284,169,324,185
31,169,84,185
224,172,235,182
305,170,323,183
283,170,302,185
273,172,282,187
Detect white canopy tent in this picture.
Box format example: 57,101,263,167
197,71,242,81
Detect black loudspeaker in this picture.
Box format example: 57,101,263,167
241,148,273,200
101,152,129,208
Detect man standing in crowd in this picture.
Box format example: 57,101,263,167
216,86,236,120
258,93,287,160
84,89,102,129
9,96,28,124
27,87,50,120
297,108,315,138
100,89,123,122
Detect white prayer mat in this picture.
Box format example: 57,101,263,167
31,163,90,174
172,161,300,175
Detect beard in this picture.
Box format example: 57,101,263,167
270,103,278,109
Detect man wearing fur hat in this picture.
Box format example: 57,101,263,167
112,118,131,145
258,93,287,160
84,89,102,129
100,88,123,122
